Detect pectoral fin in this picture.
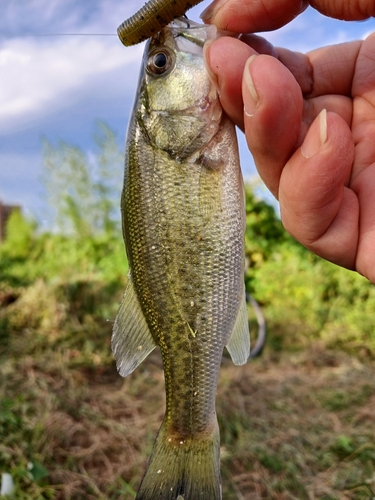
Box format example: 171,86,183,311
226,288,250,365
112,278,156,377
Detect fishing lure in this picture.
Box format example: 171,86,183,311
117,0,205,46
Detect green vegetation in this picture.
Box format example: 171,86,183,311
244,183,375,355
0,128,374,499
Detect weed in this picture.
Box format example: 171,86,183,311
1,182,375,498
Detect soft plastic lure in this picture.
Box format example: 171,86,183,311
117,0,205,46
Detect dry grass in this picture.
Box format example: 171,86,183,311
1,280,375,499
218,348,375,499
2,350,375,499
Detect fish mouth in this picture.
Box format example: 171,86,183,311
171,18,207,47
168,18,218,49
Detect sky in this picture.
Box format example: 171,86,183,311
0,0,374,226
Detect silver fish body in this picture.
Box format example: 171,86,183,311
112,19,250,500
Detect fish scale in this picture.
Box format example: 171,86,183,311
127,153,226,432
112,19,250,499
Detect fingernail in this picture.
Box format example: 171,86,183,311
243,55,258,117
200,0,226,21
203,39,219,87
301,109,328,158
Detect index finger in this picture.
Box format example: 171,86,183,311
201,0,308,32
268,41,362,103
201,0,374,33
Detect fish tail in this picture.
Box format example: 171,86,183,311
136,419,221,500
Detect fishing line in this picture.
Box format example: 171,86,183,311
14,33,117,37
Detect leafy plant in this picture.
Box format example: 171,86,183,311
41,122,123,237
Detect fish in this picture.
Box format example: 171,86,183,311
117,0,205,46
112,18,250,500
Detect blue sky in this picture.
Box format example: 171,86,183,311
0,0,374,225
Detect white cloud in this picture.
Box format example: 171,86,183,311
0,36,143,134
0,0,147,134
1,0,138,36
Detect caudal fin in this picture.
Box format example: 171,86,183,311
136,420,221,500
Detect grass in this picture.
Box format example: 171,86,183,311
1,280,375,499
218,352,375,499
2,135,374,498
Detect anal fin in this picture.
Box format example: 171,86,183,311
112,277,156,377
226,287,250,365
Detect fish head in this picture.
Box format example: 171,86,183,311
136,19,223,160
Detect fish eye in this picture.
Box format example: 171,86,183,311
146,49,174,76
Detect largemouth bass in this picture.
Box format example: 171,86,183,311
112,19,250,500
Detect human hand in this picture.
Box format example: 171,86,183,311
203,1,375,283
201,0,374,33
